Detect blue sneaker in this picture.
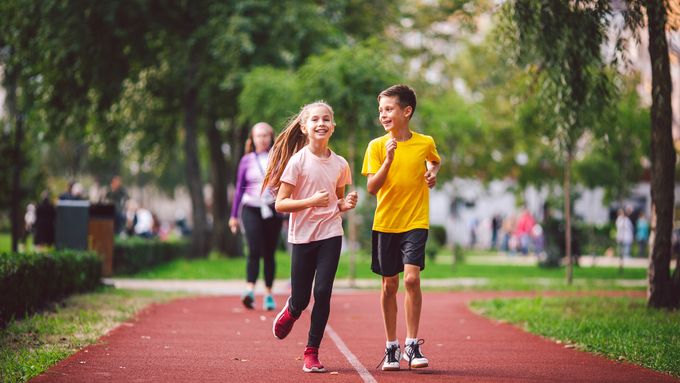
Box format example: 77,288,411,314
241,290,254,309
264,295,276,311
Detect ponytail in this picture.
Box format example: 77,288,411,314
262,101,334,193
262,114,307,193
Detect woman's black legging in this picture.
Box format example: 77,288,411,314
288,236,342,348
241,205,282,288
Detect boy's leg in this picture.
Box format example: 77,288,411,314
372,230,403,342
400,229,428,338
307,236,342,347
381,275,400,341
403,264,422,338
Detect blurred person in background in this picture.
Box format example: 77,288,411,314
229,122,282,311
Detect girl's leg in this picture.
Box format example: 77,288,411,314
307,236,342,348
242,206,266,285
289,241,318,316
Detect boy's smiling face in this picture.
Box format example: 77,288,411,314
378,96,412,133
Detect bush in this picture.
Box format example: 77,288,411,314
113,238,189,275
425,225,448,261
0,250,101,325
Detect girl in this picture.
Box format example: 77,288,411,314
264,101,358,373
229,122,282,311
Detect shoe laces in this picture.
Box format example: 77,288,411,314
405,339,425,370
375,345,399,369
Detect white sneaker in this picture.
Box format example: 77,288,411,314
378,345,401,371
403,340,428,369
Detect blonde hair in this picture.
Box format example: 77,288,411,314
244,122,275,154
262,101,335,192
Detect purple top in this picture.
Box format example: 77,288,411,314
230,151,272,218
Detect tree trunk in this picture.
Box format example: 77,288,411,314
5,68,22,253
183,62,210,258
207,118,240,257
565,149,573,285
10,114,23,253
646,0,679,309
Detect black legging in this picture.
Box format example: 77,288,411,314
288,236,342,348
241,205,283,288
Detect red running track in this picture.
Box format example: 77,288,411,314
33,291,678,383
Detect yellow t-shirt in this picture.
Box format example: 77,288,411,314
361,131,441,233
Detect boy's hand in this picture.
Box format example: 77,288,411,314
425,170,437,188
341,191,358,211
309,190,330,207
385,138,397,162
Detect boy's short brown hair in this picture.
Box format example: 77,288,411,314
378,84,417,119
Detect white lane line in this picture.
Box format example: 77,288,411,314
326,324,377,383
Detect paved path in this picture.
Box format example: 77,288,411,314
34,291,676,382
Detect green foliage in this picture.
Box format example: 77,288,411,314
0,250,102,325
113,238,189,275
574,81,651,203
238,66,302,130
472,296,680,377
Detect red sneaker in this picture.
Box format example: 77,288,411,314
272,298,298,340
302,346,326,373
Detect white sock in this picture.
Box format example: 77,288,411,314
405,338,418,346
386,340,399,348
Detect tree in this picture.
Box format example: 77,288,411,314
507,0,624,284
644,0,678,309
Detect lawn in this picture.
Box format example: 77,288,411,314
0,287,187,382
125,251,647,291
471,296,680,378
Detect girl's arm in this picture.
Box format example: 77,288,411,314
275,182,330,213
336,187,358,212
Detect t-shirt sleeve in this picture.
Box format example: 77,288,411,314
280,155,299,186
361,140,382,176
337,160,352,187
427,137,441,163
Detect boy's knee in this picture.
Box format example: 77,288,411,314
403,273,420,291
382,277,399,296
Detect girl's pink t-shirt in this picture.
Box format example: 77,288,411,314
280,146,352,244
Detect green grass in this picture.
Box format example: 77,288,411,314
0,287,187,383
471,296,680,378
126,251,647,291
0,233,10,253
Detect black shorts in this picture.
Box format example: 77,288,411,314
371,229,428,277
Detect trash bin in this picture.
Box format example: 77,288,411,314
89,203,115,277
55,199,90,251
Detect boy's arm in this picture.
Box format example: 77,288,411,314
275,182,329,213
425,160,440,189
367,138,396,195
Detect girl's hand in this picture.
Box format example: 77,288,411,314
339,191,358,211
309,190,330,207
228,217,239,234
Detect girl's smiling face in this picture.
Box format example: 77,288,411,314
301,105,335,143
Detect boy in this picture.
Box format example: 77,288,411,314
361,84,440,371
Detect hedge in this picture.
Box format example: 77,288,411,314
113,238,189,275
0,250,101,325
